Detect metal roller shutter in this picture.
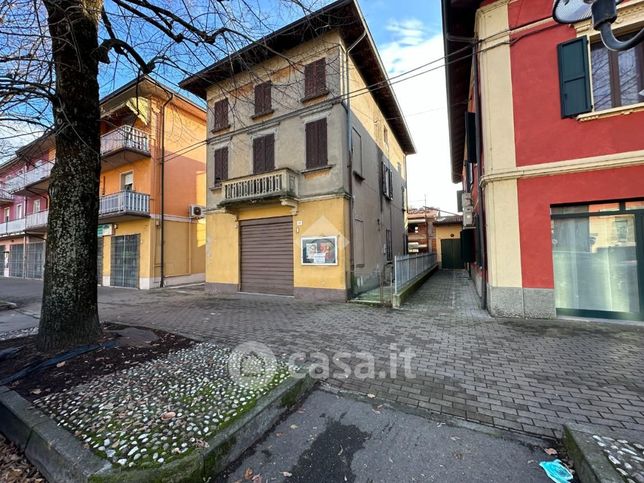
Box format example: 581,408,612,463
240,217,293,295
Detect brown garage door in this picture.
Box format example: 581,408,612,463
240,217,293,295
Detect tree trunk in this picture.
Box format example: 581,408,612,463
37,0,103,351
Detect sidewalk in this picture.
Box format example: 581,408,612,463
218,389,555,483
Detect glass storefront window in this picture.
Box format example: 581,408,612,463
552,214,640,314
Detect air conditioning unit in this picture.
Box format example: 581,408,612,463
189,204,205,218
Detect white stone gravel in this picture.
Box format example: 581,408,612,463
34,342,294,469
592,434,644,483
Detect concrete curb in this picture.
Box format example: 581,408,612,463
563,423,626,483
0,374,315,482
392,264,439,308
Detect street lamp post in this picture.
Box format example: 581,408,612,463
553,0,644,51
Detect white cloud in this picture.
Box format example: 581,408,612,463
380,18,460,213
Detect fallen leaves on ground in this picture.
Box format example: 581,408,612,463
0,434,44,482
544,448,558,456
243,467,254,480
281,471,293,477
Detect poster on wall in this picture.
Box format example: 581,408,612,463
301,236,338,265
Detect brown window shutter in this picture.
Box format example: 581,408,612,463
264,134,275,171
214,98,229,131
254,82,272,115
304,63,315,98
253,136,264,174
305,122,317,168
317,119,327,166
214,147,228,185
315,59,326,94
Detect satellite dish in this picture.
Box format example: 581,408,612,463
552,0,643,51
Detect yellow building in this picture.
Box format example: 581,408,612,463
181,0,415,300
0,77,207,288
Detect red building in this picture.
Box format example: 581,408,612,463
442,0,644,321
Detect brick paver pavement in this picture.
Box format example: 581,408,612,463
2,272,642,439
90,270,644,440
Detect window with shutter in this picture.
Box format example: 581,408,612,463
305,119,328,169
254,82,272,116
590,34,644,111
303,58,327,100
253,134,275,174
385,229,393,261
381,163,393,200
213,98,229,131
557,37,592,117
214,147,228,186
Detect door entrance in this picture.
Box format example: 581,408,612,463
441,238,464,269
110,234,139,288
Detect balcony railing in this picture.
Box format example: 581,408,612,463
26,210,48,229
0,218,26,236
222,168,298,204
99,190,150,216
6,162,53,194
0,184,13,202
101,126,150,155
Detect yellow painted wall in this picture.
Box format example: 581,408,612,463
100,158,154,197
206,196,349,291
154,219,206,278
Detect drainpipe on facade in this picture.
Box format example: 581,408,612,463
472,41,488,311
159,91,174,288
344,29,367,296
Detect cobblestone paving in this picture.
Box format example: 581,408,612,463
89,271,644,440
2,273,643,439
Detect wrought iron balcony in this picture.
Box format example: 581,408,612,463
220,168,299,205
99,190,150,218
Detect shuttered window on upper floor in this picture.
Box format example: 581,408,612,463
253,134,275,174
590,33,644,111
304,58,327,100
305,118,328,169
254,82,272,116
214,147,228,186
557,37,592,117
213,98,229,131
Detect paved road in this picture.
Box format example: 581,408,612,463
217,389,553,483
1,272,643,439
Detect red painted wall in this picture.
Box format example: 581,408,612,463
509,0,644,167
518,164,644,289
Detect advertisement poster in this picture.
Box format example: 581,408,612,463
301,236,338,265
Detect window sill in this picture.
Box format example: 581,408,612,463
209,184,223,191
301,164,333,175
251,109,274,120
301,90,330,103
577,102,644,122
211,125,231,134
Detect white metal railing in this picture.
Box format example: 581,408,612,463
0,218,26,235
393,252,437,294
25,209,49,229
101,126,150,155
222,168,298,203
99,190,150,216
6,162,53,193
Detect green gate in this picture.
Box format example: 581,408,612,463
441,239,464,269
